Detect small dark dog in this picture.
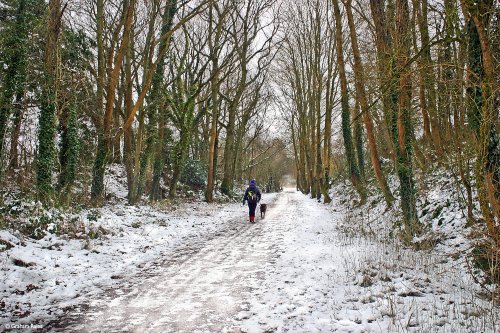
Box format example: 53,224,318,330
260,203,267,218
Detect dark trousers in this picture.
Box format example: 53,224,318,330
248,202,257,217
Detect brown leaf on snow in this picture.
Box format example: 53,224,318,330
12,257,36,267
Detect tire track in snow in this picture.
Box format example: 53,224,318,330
43,193,293,332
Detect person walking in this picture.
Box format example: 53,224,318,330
242,179,261,223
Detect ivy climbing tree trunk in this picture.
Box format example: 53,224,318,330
57,98,79,195
0,0,30,169
37,0,62,202
332,0,365,202
8,99,24,170
395,0,419,231
353,101,365,181
150,0,177,202
461,0,499,238
169,129,191,198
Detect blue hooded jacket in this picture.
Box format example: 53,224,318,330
243,183,261,205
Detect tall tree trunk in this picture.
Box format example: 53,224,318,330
290,49,309,194
452,6,474,222
353,101,365,181
322,46,334,204
315,96,322,202
112,82,123,164
410,0,431,144
369,0,396,162
205,89,219,203
150,0,177,202
298,121,310,194
344,0,394,205
124,21,135,203
291,113,302,191
169,129,190,198
9,94,24,170
221,111,236,196
205,31,219,203
307,50,317,200
313,6,322,202
37,0,62,201
461,0,499,237
205,2,221,203
57,99,79,194
471,9,499,225
332,0,365,202
91,0,135,202
127,6,157,205
0,0,30,168
89,0,106,200
395,0,419,230
441,0,460,134
304,123,313,196
413,0,443,155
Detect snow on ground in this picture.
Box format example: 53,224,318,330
329,168,482,256
0,170,497,332
234,189,497,333
0,183,277,330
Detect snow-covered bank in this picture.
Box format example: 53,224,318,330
234,189,497,333
0,191,277,328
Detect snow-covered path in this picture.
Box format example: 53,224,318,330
44,189,339,332
37,189,496,332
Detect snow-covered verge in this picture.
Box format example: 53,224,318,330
319,168,498,332
328,167,494,273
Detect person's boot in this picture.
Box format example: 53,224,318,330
250,216,255,223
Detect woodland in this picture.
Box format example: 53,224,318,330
0,0,498,298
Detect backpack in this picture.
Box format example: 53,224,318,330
247,190,257,204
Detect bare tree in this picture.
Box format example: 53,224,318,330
343,0,394,205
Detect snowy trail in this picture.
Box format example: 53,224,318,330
45,189,310,332
41,189,497,333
